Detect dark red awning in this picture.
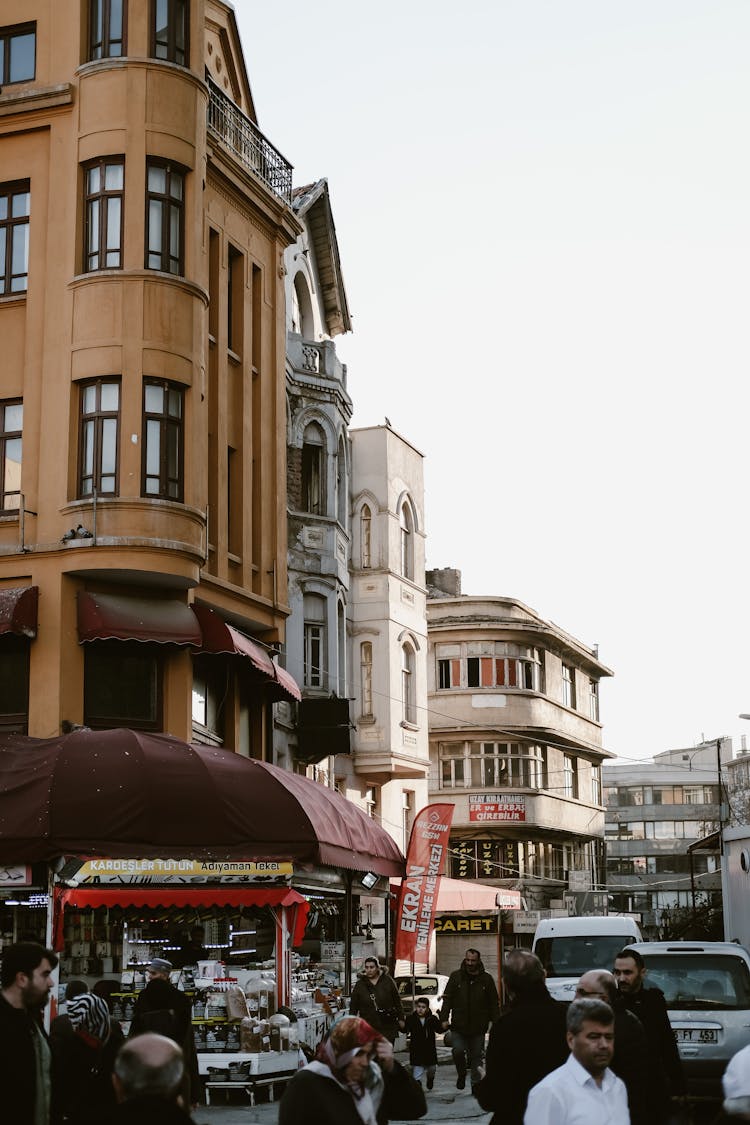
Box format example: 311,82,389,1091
78,592,202,645
192,604,301,703
0,585,38,638
54,885,309,948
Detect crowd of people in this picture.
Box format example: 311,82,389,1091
4,938,750,1125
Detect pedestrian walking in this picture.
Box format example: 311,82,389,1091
128,958,200,1107
50,992,124,1125
0,940,58,1125
405,996,441,1091
613,948,684,1113
349,957,405,1043
475,948,568,1125
278,1014,426,1125
108,1033,196,1125
439,947,500,1091
524,997,630,1125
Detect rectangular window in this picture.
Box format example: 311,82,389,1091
84,158,124,271
562,663,576,709
79,379,120,497
145,159,185,274
89,0,125,60
227,243,243,353
588,677,599,721
304,623,324,688
360,642,373,718
84,643,160,728
0,181,30,295
0,400,23,510
301,441,323,514
142,379,183,500
563,754,578,799
151,0,188,66
191,654,225,745
0,638,29,732
0,24,35,85
591,764,602,806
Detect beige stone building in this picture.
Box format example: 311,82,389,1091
426,568,613,934
0,0,301,747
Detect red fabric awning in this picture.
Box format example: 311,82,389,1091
0,585,38,638
54,885,309,949
78,592,202,645
192,604,301,703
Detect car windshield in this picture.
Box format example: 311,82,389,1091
397,977,439,997
536,935,636,978
641,954,750,1011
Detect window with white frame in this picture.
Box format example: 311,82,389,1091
301,422,325,514
562,663,576,709
303,593,326,689
399,501,413,580
336,437,346,527
364,786,379,820
360,642,373,718
591,764,602,806
401,643,416,725
436,642,542,692
588,677,599,721
563,754,578,799
360,504,371,568
402,790,414,853
439,741,545,790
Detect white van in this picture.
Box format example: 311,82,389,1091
532,915,642,1001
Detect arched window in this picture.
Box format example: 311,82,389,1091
303,593,326,688
337,602,346,697
400,501,414,580
293,272,314,338
301,422,325,514
360,504,372,568
360,642,373,718
402,643,416,725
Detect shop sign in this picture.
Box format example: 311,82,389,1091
0,865,32,886
73,858,293,884
496,889,522,910
512,909,551,934
469,794,526,822
435,914,497,934
320,941,345,961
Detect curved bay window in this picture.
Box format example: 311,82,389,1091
440,741,546,790
142,379,184,500
436,642,543,693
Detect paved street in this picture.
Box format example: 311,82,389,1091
195,1043,492,1125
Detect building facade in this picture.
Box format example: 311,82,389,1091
426,568,612,939
603,740,726,937
0,1,301,746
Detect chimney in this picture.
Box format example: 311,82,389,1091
426,567,462,597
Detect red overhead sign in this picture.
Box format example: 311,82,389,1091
394,804,455,963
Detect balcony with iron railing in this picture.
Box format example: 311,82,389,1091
206,76,292,205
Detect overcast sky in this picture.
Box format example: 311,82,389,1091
236,1,750,763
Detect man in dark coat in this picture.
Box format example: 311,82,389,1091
439,947,500,1091
349,957,405,1043
128,958,199,1106
575,968,662,1125
614,946,685,1114
108,1033,196,1125
0,941,58,1125
474,948,568,1123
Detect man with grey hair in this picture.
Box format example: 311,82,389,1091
110,1034,195,1124
524,998,629,1125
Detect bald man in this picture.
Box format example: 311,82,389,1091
575,970,658,1125
110,1034,196,1124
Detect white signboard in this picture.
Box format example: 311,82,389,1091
512,909,551,934
568,869,592,892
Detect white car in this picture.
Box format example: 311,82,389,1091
395,974,449,1018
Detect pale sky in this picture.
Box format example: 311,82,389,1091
236,1,750,762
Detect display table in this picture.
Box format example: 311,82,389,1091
199,1051,300,1106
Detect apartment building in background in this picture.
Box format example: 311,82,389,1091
0,0,302,745
603,739,727,937
426,568,612,952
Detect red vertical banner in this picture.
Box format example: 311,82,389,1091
394,803,455,963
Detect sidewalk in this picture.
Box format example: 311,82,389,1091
194,1039,492,1124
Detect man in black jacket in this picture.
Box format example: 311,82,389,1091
0,941,58,1125
440,947,500,1092
474,948,568,1124
128,958,199,1106
614,947,685,1114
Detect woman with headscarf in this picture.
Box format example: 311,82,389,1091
51,992,124,1125
278,1015,426,1125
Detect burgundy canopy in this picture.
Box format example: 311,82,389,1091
0,729,404,877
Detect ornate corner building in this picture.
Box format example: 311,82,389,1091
0,1,301,744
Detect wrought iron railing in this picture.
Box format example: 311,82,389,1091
206,77,292,205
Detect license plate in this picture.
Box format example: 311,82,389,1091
674,1028,718,1043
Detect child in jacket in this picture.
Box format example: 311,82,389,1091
405,997,441,1091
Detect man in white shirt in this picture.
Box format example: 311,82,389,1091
524,998,630,1125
